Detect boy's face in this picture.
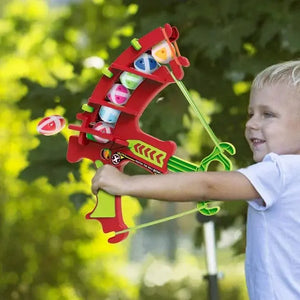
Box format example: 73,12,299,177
245,83,300,162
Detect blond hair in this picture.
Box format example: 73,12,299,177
252,60,300,90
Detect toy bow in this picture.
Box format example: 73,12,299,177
67,24,235,243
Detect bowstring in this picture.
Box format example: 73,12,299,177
168,70,222,152
160,27,222,152
115,207,200,235
114,74,221,236
115,33,224,236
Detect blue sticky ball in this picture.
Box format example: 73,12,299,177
134,53,159,74
99,106,120,124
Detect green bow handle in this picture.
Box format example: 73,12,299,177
197,142,236,216
168,142,235,216
198,142,236,172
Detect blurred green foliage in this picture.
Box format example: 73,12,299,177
1,0,300,298
137,250,248,300
0,0,140,299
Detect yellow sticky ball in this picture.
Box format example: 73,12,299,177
151,41,175,64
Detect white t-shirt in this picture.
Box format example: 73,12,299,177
238,153,300,300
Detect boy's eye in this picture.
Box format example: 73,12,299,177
263,112,275,118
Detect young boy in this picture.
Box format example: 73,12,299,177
91,60,300,300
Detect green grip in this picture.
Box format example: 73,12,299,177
89,161,116,218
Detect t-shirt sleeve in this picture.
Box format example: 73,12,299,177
237,153,284,211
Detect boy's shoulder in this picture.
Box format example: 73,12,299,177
262,152,300,168
241,153,300,210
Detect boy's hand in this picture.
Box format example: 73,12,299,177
91,165,129,196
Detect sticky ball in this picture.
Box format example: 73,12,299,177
134,53,159,74
99,106,121,124
151,41,175,64
107,83,130,105
37,115,66,136
120,72,143,90
92,121,114,143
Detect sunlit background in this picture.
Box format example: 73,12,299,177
1,0,299,299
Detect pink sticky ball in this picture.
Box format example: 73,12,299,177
107,83,130,105
37,115,66,136
92,121,114,143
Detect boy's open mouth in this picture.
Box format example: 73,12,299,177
251,138,265,146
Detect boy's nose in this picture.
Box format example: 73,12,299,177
246,116,260,130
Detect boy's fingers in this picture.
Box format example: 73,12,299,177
91,180,98,195
91,172,101,195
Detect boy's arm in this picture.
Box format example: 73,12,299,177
91,164,260,202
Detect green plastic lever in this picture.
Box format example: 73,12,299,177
131,38,142,50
